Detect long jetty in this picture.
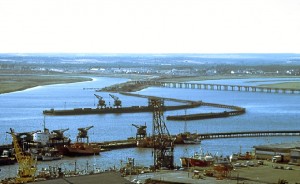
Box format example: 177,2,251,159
133,80,300,94
197,130,300,140
1,130,299,153
96,130,300,150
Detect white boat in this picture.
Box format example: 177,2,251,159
183,137,201,144
42,153,63,161
41,148,63,161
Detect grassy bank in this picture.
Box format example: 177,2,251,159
0,75,92,94
259,82,300,89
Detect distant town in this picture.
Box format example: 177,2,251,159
0,54,300,77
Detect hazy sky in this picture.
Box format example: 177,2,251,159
0,0,299,53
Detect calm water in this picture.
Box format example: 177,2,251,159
0,77,300,179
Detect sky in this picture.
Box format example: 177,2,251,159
0,0,300,54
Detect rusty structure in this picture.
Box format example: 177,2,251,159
150,98,174,169
132,123,147,140
94,94,106,108
77,126,94,143
109,94,122,108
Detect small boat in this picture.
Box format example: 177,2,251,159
183,137,201,144
0,150,16,166
41,149,63,161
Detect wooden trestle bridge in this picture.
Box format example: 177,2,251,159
95,130,300,150
197,130,300,140
133,80,300,94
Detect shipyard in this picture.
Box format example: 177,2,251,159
1,54,300,184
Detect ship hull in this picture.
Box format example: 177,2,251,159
180,157,213,167
63,143,101,156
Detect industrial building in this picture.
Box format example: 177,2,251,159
253,141,300,164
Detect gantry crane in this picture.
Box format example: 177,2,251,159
94,94,106,108
150,98,174,170
132,123,147,140
7,128,37,183
77,126,94,143
51,128,69,141
109,94,122,108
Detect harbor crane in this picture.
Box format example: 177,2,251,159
77,126,94,143
150,98,174,170
94,94,106,108
109,94,122,108
51,128,69,140
7,128,37,183
132,123,147,140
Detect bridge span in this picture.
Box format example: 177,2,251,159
133,80,300,94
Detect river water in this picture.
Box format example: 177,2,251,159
0,77,300,179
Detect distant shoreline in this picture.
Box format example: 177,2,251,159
1,74,300,94
0,74,92,94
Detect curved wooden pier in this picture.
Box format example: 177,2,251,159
120,92,246,121
166,102,245,121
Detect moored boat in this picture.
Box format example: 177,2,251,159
0,150,16,166
183,137,201,144
41,148,63,161
180,152,214,167
63,143,101,156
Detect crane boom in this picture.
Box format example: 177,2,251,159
94,94,103,100
7,128,37,183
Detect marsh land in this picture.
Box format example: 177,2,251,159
1,53,300,93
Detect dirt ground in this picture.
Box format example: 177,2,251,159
229,160,300,184
127,160,300,184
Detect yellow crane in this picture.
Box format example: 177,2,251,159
7,128,37,183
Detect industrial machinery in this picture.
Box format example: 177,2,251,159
7,128,37,183
94,94,106,108
50,128,69,143
150,98,174,169
77,126,94,143
15,131,38,143
132,123,147,140
109,94,122,108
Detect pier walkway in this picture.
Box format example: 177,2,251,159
133,80,300,94
197,130,300,140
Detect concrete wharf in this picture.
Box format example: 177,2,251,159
133,80,300,94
